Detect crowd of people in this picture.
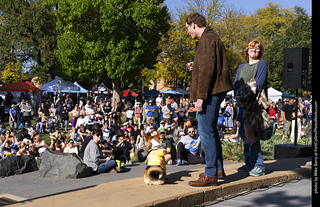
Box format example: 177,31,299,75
0,89,312,174
0,91,211,173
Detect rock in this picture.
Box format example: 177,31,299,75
0,155,38,177
39,151,92,179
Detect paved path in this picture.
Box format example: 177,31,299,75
0,157,311,207
202,178,311,207
0,162,211,200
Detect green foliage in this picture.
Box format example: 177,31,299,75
222,140,244,162
0,0,312,94
264,14,312,91
1,56,24,84
156,12,195,89
158,0,311,88
55,0,170,88
0,0,58,82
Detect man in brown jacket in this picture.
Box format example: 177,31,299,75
186,13,233,187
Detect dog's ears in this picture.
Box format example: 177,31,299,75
143,132,152,149
143,132,152,141
143,130,162,150
154,130,161,143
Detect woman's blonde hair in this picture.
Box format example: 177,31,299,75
34,134,42,142
244,40,264,62
17,141,26,149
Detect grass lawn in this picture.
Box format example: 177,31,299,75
4,117,72,144
221,127,312,161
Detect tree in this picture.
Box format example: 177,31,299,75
55,0,170,107
244,2,295,46
156,12,195,89
0,0,58,82
157,0,227,89
264,13,312,91
1,56,24,84
157,1,305,87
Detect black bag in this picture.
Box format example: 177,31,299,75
222,111,231,118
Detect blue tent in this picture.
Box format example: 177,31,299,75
174,88,189,96
160,89,182,95
61,82,88,94
140,89,160,97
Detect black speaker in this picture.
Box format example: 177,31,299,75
283,48,309,89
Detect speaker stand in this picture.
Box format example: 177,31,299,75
274,89,311,159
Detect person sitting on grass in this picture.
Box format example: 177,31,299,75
70,126,80,144
49,139,65,153
63,139,79,156
50,128,66,143
18,128,31,142
16,141,29,156
48,113,57,133
34,134,49,154
112,130,133,165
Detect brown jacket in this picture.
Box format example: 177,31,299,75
190,27,233,101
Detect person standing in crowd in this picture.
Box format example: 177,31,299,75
9,104,17,132
60,105,69,132
186,101,197,123
223,101,234,133
268,100,277,129
185,13,233,187
5,92,14,106
134,102,142,126
21,101,33,126
282,97,294,139
155,94,162,107
125,107,134,122
142,99,148,125
234,40,268,177
146,100,155,124
302,100,311,126
217,111,226,131
162,101,172,125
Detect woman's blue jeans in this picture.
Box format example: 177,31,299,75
198,92,226,178
237,108,264,170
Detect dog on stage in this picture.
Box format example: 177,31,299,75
143,131,167,185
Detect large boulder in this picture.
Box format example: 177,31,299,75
39,151,92,179
0,155,38,177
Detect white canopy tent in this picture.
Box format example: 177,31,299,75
40,77,80,91
227,87,282,103
267,87,282,103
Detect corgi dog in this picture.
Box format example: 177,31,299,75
144,164,166,185
143,131,167,185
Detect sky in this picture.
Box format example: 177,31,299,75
165,0,312,16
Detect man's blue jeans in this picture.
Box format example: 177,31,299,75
96,160,117,174
198,92,226,178
237,108,264,170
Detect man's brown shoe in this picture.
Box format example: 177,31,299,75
199,170,226,179
188,176,218,187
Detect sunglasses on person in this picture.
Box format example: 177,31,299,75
188,130,195,133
